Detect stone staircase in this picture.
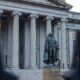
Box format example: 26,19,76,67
6,68,62,80
6,69,43,80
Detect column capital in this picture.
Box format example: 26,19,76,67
61,18,68,22
0,9,3,14
46,16,54,20
12,11,22,16
30,14,38,18
57,22,61,28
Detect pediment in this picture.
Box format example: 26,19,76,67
48,0,72,10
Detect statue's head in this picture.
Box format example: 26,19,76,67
48,33,55,40
48,33,53,37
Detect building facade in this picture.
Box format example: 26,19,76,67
0,0,80,80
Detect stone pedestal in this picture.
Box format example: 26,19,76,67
43,68,50,80
43,67,61,80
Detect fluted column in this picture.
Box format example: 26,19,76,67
46,16,53,36
12,11,22,69
61,18,68,70
57,22,62,68
30,14,38,69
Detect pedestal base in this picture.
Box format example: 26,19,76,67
43,67,61,80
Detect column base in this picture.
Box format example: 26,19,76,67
10,67,19,70
31,67,37,70
61,66,69,71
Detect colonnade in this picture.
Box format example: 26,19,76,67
0,9,67,69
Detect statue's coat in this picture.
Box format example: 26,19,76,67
44,34,59,64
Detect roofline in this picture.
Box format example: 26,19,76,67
48,0,73,10
1,0,72,10
69,11,80,14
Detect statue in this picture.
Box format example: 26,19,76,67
44,33,59,66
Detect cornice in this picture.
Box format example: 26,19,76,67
1,0,72,10
48,0,72,10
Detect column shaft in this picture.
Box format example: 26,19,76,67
46,16,53,36
30,14,38,68
12,11,21,69
61,18,68,69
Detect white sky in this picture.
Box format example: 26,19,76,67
66,0,80,12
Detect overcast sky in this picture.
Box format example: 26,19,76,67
66,0,80,12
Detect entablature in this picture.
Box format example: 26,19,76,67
2,0,72,10
68,11,80,20
66,23,80,30
0,0,80,22
0,0,68,18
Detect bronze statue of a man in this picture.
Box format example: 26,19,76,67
44,33,59,65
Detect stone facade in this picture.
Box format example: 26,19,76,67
0,0,80,80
